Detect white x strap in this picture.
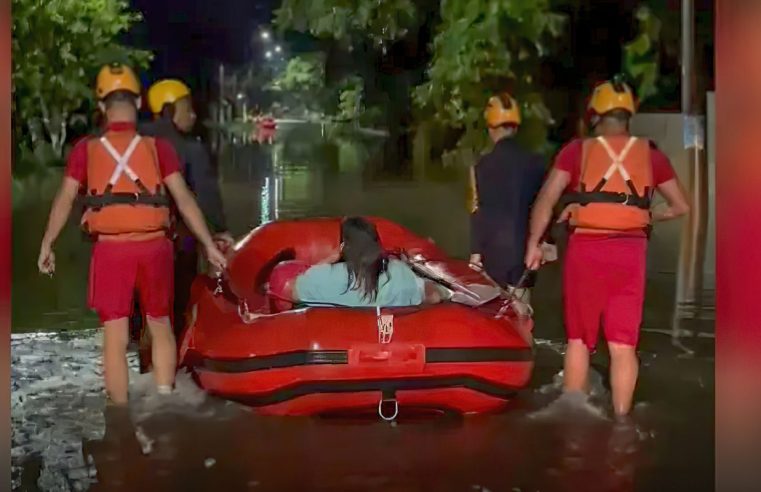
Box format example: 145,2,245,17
100,135,143,187
596,136,638,183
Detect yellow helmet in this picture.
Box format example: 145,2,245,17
147,79,192,114
484,93,521,127
95,64,140,100
588,79,637,116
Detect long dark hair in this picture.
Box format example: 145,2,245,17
339,217,388,301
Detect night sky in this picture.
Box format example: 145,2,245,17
128,0,276,90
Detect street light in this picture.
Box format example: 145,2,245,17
274,45,282,53
265,51,273,59
261,31,270,41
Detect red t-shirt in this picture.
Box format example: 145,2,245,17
553,138,676,190
552,137,677,238
65,122,181,185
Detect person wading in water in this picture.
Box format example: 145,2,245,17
525,77,689,417
37,64,227,404
468,92,553,312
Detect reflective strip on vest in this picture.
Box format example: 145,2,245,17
99,135,143,186
594,136,638,188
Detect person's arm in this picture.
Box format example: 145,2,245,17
525,169,571,270
468,164,485,266
652,178,690,221
649,148,690,222
41,177,80,248
527,169,570,247
38,177,80,274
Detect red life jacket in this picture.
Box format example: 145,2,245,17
569,135,653,233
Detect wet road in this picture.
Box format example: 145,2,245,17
11,125,714,491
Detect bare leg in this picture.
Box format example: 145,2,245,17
563,339,590,393
608,342,639,416
146,316,177,390
102,319,130,404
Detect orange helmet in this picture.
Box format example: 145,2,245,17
147,79,192,114
484,93,521,127
95,63,140,100
588,79,637,116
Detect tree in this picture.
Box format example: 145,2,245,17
12,0,152,170
413,0,565,153
336,75,363,122
622,6,664,106
275,0,565,154
269,55,325,93
274,0,417,49
274,0,696,156
268,54,326,115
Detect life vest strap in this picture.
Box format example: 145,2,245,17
564,190,651,210
100,135,143,187
83,192,171,209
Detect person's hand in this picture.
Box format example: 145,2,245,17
205,243,228,272
469,254,483,269
213,232,235,252
38,242,55,276
524,242,544,271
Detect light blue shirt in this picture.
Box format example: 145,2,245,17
294,259,424,307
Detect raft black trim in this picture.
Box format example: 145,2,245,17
221,376,523,407
201,350,348,373
198,347,533,374
426,347,532,363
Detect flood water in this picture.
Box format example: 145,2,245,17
11,124,715,491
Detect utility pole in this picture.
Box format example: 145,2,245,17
673,0,709,345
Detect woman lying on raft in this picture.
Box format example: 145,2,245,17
269,217,448,309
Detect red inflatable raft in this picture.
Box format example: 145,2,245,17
178,217,534,417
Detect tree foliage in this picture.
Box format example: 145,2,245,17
413,0,565,153
622,6,662,104
12,0,152,169
268,54,326,115
269,55,325,93
274,0,696,155
274,0,417,49
276,0,565,153
336,76,363,121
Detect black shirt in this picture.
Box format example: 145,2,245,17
139,118,228,233
470,138,546,286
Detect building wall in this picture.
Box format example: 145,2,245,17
630,95,715,290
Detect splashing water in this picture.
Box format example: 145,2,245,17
528,369,610,421
11,330,138,490
11,330,235,490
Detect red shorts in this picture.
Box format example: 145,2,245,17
88,238,174,323
562,234,647,351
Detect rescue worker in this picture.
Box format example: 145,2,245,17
525,77,690,417
468,92,549,309
37,64,227,405
141,79,233,337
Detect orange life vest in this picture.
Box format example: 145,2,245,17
569,135,653,233
81,131,171,236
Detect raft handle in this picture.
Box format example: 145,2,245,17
378,398,399,422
